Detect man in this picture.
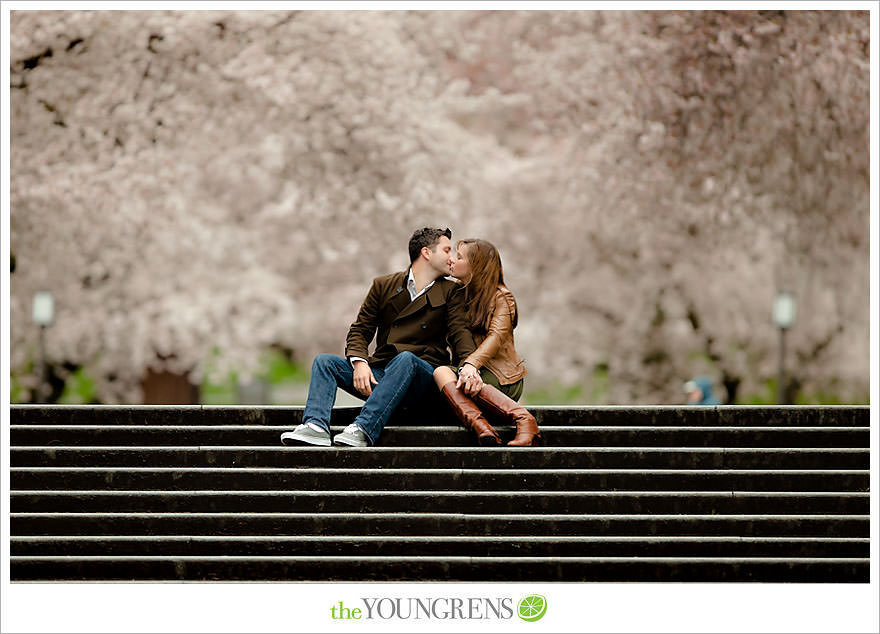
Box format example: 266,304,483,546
280,227,484,447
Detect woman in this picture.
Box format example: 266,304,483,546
433,238,541,447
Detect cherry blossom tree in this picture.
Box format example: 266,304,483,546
409,9,870,403
9,9,870,404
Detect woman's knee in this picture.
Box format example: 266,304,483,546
433,365,456,388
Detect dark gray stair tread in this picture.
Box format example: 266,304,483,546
10,405,869,583
9,406,438,427
10,425,870,448
10,555,869,582
11,405,869,427
11,446,869,469
10,490,870,514
10,467,870,491
9,406,432,427
11,535,869,557
10,512,869,537
541,407,869,428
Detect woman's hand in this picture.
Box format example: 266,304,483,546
456,363,484,396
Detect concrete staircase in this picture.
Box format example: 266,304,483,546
9,405,870,582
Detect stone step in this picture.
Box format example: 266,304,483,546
11,535,869,558
10,467,869,491
11,405,870,428
9,555,869,582
10,491,870,515
9,405,869,583
11,512,869,537
10,425,870,447
10,446,870,470
10,490,869,514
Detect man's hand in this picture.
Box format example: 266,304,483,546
456,363,484,396
353,360,378,397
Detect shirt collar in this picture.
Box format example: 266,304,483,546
406,268,436,301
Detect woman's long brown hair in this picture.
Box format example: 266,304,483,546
456,239,515,333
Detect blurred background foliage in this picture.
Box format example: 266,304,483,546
8,9,871,405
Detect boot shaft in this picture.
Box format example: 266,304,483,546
440,382,501,444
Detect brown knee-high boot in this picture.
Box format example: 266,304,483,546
440,381,501,446
472,384,542,447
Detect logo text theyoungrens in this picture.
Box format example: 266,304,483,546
330,597,515,620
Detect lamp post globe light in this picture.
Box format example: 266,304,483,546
772,290,796,404
32,291,55,403
772,291,796,330
32,290,55,326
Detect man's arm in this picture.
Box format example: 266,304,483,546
351,359,378,397
345,278,382,361
444,284,483,394
344,279,384,397
446,284,476,363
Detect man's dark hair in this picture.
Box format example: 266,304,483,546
408,227,452,263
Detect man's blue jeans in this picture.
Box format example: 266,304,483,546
302,351,436,445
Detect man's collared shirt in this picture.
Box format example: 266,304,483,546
406,268,435,301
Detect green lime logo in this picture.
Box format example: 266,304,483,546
517,595,547,622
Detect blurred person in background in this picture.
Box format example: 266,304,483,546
433,238,542,447
280,227,480,448
684,375,722,405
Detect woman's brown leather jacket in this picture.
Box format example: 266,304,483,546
463,286,527,385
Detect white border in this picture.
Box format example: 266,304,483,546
2,3,878,633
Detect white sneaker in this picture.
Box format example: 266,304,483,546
280,423,331,447
333,423,370,447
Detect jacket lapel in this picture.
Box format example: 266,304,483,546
425,281,447,308
395,280,447,320
387,274,411,317
396,292,428,320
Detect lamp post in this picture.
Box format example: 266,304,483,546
772,290,796,404
32,290,55,404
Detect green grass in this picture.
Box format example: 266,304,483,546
201,348,310,405
10,373,24,403
737,378,868,405
590,365,609,403
58,367,98,404
523,364,608,406
264,352,310,383
10,349,867,406
523,383,586,406
739,379,778,405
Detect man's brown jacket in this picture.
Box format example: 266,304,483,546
345,270,476,368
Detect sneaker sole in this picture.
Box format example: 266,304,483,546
280,432,331,447
332,436,369,448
